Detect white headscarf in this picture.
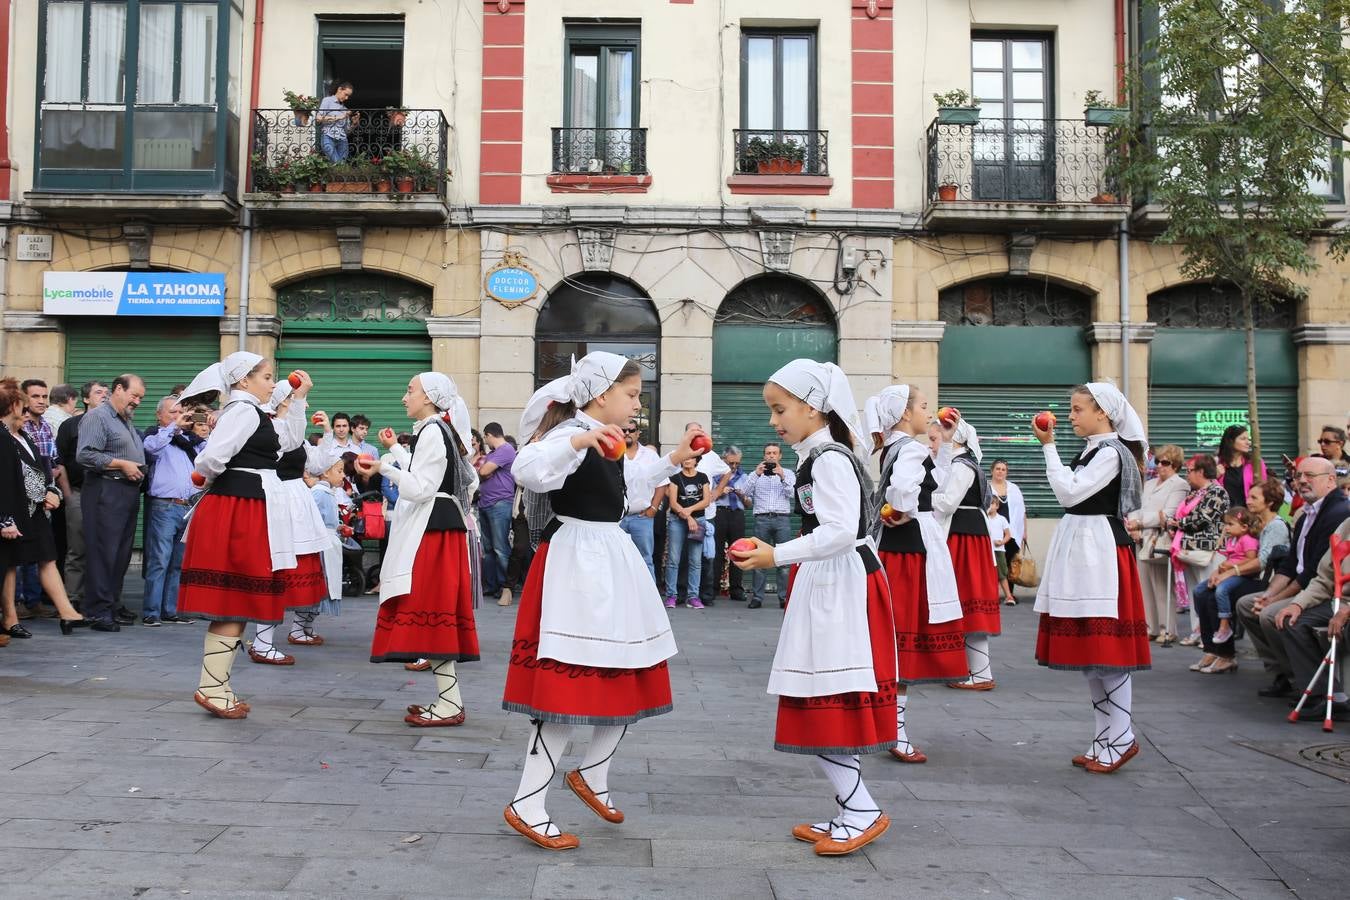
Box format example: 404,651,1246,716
417,372,473,456
305,445,345,477
264,381,293,414
951,418,984,463
1086,382,1147,445
864,385,910,440
519,351,631,439
768,359,868,453
181,351,263,402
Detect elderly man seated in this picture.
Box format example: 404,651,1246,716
1274,518,1350,722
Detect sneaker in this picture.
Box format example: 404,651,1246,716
141,616,161,627
161,615,196,624
687,598,706,610
664,596,677,609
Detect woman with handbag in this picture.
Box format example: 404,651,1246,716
1125,444,1188,645
1167,454,1229,647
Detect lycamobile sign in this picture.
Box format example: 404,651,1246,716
42,272,226,317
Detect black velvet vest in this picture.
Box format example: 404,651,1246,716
412,421,468,532
542,439,626,542
795,447,881,574
948,452,991,537
213,405,280,499
277,446,307,482
1066,444,1131,546
877,441,935,555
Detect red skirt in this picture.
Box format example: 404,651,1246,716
948,532,1002,637
883,550,969,684
1035,545,1153,672
370,530,480,664
179,495,326,625
502,542,673,726
775,566,898,755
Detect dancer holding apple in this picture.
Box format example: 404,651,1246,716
177,353,321,718
731,360,895,856
863,385,964,764
930,413,1002,691
354,373,481,727
501,352,708,851
1032,384,1151,773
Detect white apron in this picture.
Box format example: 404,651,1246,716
917,510,963,624
185,467,295,572
279,478,329,557
378,487,443,604
1034,514,1122,618
321,532,343,599
768,536,877,698
538,516,677,669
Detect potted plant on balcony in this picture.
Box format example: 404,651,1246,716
382,150,417,193
936,182,960,202
934,89,981,125
386,106,409,128
291,153,329,193
408,149,442,192
1083,90,1129,127
745,137,806,175
283,90,319,127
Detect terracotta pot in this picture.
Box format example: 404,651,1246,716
307,181,323,193
937,184,959,201
281,183,296,194
1091,192,1118,204
395,177,415,193
374,179,392,193
390,112,407,127
325,181,370,193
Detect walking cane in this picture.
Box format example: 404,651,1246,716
1287,534,1349,732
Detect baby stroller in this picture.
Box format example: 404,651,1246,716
340,491,386,596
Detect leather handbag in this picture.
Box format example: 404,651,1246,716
1175,547,1215,568
1010,539,1040,587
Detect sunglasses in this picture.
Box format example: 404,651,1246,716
622,427,636,434
1318,437,1341,444
1157,460,1174,467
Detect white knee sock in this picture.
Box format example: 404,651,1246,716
411,659,464,722
964,635,992,683
510,721,571,838
895,689,914,755
252,623,290,660
576,725,626,812
1085,672,1108,761
290,610,318,639
198,633,243,710
816,754,881,839
1097,673,1135,765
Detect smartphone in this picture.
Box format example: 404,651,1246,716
190,411,209,425
763,460,777,474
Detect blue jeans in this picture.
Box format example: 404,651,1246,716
752,514,793,603
142,499,189,619
1193,574,1264,620
620,513,656,583
664,514,702,602
320,132,348,162
479,500,513,596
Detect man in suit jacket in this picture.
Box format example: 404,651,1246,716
1273,517,1350,721
1236,456,1350,697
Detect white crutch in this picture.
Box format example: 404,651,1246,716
1288,534,1349,733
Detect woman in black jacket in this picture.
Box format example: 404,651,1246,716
0,377,88,638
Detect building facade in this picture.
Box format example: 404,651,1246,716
1,0,1347,514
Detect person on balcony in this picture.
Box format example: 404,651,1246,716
317,81,357,162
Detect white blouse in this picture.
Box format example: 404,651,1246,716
195,390,306,479
1043,432,1122,507
514,410,674,506
884,438,930,515
773,428,862,568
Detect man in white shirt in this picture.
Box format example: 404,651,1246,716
619,422,666,582
318,411,360,453
685,422,731,606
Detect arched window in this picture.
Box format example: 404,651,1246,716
939,277,1091,327
1147,284,1295,329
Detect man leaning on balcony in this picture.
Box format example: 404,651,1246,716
318,81,357,162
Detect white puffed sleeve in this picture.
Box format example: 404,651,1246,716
1043,442,1120,507
885,441,930,514
773,452,860,566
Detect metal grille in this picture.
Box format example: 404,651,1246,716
716,277,833,325
926,118,1119,203
277,274,431,332
732,129,829,176
551,127,648,175
1147,284,1296,329
939,278,1092,327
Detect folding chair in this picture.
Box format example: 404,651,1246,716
1288,534,1350,733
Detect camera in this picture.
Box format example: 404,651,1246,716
763,460,777,475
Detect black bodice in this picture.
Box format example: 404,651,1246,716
949,453,991,537
1065,444,1131,546
877,441,929,555
277,445,307,481
410,420,468,532
795,446,881,574
213,405,280,499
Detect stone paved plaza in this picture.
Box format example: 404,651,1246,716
1,584,1347,900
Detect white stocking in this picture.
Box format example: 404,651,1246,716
895,689,914,755
964,635,993,683
576,725,627,813
815,754,881,839
1084,672,1108,761
290,610,318,639
197,633,243,711
410,659,464,722
1097,672,1135,765
510,721,571,838
252,623,288,661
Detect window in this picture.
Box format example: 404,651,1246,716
557,24,643,174
37,0,241,191
736,29,824,175
970,33,1054,201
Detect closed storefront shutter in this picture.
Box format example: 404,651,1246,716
1148,386,1299,473
711,383,799,470
937,386,1085,517
276,338,432,438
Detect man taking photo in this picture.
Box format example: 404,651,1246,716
742,442,796,609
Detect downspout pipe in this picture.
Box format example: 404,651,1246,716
239,0,265,352
1119,216,1130,401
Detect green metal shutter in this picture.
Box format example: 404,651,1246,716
937,387,1086,517
711,383,804,470
64,319,222,430
1148,386,1298,474
276,337,431,438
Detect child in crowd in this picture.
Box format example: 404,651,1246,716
986,499,1015,606
1204,507,1259,645
665,455,711,609
309,449,350,614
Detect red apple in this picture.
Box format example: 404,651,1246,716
880,502,903,524
337,525,353,538
357,453,377,466
379,427,395,442
598,433,625,461
190,471,206,487
287,371,302,390
311,413,323,425
936,406,960,426
729,538,757,555
1033,410,1057,432
690,433,713,454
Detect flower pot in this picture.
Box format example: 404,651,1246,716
1085,107,1128,127
756,157,802,175
374,178,392,193
395,177,415,193
293,110,311,127
937,184,959,202
390,112,407,127
307,181,323,193
281,183,296,194
937,107,981,125
325,181,371,193
1091,192,1119,204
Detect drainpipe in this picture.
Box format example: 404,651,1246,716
238,0,265,352
1114,0,1126,103
237,209,252,352
1119,216,1130,400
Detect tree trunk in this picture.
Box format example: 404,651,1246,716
1241,286,1262,464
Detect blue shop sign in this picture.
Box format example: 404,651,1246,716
43,272,227,317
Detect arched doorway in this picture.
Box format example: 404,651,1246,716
711,275,837,469
535,273,661,440
1147,284,1298,464
938,276,1091,515
275,273,433,433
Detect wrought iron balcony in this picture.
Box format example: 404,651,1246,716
732,129,829,177
248,108,449,201
551,127,648,175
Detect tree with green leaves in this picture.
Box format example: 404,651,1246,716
1120,0,1350,459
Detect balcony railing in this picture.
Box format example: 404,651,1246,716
732,129,829,177
551,127,648,175
249,108,448,199
926,118,1119,204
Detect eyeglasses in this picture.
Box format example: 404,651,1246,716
1318,437,1342,444
1157,460,1174,467
1297,471,1335,481
622,428,636,434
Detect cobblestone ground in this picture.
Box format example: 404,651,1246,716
1,581,1347,900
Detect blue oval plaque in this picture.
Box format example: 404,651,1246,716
485,266,539,304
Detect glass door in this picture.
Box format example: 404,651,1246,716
564,27,639,173
971,35,1052,201
741,30,818,173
